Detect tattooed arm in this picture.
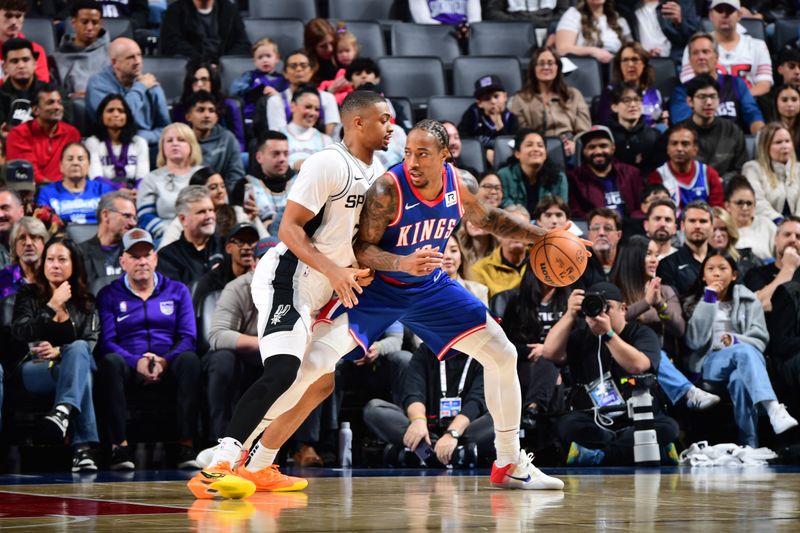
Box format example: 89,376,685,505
458,169,548,243
354,174,444,274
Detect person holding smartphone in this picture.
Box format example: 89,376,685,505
11,237,100,472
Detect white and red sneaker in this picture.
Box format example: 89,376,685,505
490,450,564,490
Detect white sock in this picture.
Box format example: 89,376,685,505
494,428,521,467
209,437,243,467
247,441,279,471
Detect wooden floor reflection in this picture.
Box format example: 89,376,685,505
2,468,800,531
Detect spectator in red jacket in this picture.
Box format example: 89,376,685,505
6,84,81,183
567,125,644,221
0,0,50,83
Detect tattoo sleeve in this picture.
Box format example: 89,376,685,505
459,179,547,243
353,175,405,272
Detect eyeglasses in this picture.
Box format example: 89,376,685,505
480,184,502,192
732,200,754,208
694,93,719,101
620,96,642,104
589,224,616,233
107,208,138,222
286,62,310,70
620,57,643,64
536,60,557,68
192,76,210,84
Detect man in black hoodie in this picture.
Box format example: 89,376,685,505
607,81,662,176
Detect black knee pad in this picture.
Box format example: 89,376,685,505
255,354,302,394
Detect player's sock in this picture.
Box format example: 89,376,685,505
494,428,522,467
210,437,243,467
247,441,279,471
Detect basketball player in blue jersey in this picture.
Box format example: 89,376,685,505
244,120,591,491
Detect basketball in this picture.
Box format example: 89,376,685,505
529,229,588,287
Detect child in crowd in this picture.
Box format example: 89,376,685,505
458,75,518,166
319,25,360,105
231,38,289,124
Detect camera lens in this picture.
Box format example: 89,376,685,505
581,293,607,318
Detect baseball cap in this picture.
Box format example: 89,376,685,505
5,160,35,192
587,282,624,303
709,0,740,10
226,222,259,242
778,47,800,65
474,74,505,99
254,236,279,258
122,228,154,253
576,125,614,146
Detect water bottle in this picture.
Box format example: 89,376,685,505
338,421,353,468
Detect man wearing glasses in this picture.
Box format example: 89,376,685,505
679,73,747,182
79,190,138,284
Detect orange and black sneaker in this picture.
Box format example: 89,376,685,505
188,461,257,499
235,464,309,492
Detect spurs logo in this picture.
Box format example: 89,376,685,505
270,304,291,325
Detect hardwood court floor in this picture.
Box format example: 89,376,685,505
1,467,800,531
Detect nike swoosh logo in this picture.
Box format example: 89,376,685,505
678,264,690,270
405,202,420,210
506,473,532,483
116,314,130,322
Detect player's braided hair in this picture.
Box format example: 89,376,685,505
411,119,449,150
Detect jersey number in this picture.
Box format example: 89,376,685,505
345,195,365,208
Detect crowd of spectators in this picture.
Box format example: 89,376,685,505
1,0,800,472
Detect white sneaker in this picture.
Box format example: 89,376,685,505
685,386,721,410
490,450,564,490
769,403,799,434
196,445,218,469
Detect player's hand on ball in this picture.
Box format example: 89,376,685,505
551,222,593,255
400,247,443,276
330,266,370,308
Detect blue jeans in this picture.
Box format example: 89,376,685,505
20,340,99,446
702,344,777,447
658,352,693,405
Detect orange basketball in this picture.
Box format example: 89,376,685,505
529,229,588,287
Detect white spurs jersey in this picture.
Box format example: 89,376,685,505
280,142,384,267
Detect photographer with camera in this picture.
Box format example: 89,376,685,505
543,282,679,465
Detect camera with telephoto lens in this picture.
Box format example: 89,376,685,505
581,291,609,318
621,374,660,466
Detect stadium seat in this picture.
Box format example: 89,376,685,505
249,0,317,21
90,274,120,297
774,19,800,51
651,57,679,99
71,96,89,136
427,96,473,124
220,55,255,95
334,21,386,58
243,18,305,57
468,21,537,58
64,17,133,40
452,56,523,97
390,24,461,66
65,223,98,244
23,18,56,55
546,136,567,172
144,56,188,102
564,56,603,104
458,138,486,174
389,97,413,130
745,134,757,160
702,17,765,41
328,0,395,22
493,135,515,169
197,290,222,356
378,57,445,110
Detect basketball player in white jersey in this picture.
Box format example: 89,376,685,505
189,91,394,499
